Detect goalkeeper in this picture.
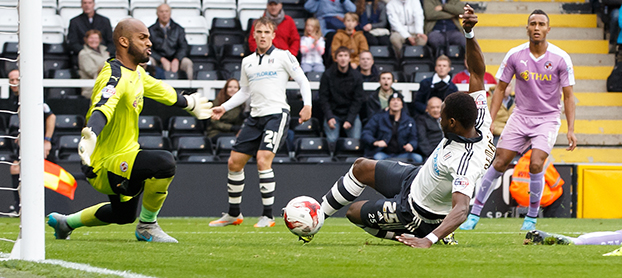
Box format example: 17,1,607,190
47,18,212,243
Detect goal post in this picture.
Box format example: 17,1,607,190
10,0,45,261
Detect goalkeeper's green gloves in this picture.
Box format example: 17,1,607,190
184,93,213,119
78,127,97,166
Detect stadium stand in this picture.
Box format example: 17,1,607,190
54,114,85,136
167,116,205,138
138,135,172,151
203,0,238,32
138,115,164,136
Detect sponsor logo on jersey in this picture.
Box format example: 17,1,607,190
120,161,128,172
453,176,470,191
520,70,530,81
520,60,528,67
101,85,116,98
544,61,553,71
432,146,440,175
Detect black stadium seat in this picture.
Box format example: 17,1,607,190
413,71,434,83
168,116,204,138
54,114,85,136
175,136,214,161
334,137,363,161
196,70,219,80
138,135,171,151
138,115,164,135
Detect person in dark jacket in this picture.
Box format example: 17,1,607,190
361,92,422,163
319,46,366,143
416,96,443,160
67,0,115,57
411,55,458,115
364,71,397,123
148,4,193,80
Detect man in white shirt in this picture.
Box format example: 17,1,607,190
209,17,313,228
386,0,428,58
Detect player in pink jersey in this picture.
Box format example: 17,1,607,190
459,9,577,231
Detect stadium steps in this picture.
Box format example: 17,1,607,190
474,1,622,163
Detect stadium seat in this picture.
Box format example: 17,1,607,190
402,63,430,77
413,71,434,83
305,71,323,82
0,137,13,152
57,134,82,162
51,69,75,79
189,44,212,58
95,0,129,10
0,9,18,32
96,8,131,29
334,137,363,161
59,8,83,29
44,43,69,55
133,8,158,27
195,70,220,80
54,114,85,136
291,117,321,138
293,18,305,33
203,2,238,32
219,44,248,61
221,70,241,80
168,116,205,138
44,59,71,78
168,0,201,11
375,63,395,73
0,33,17,54
369,45,393,60
46,88,80,99
401,45,434,68
209,33,245,52
186,33,208,45
163,71,179,80
212,17,242,31
295,137,331,161
215,136,236,158
174,136,214,161
284,8,306,18
238,9,264,31
450,64,466,77
447,45,464,61
391,71,405,83
130,0,163,11
192,61,217,74
8,114,18,136
220,62,241,76
138,135,171,151
139,115,164,136
171,7,201,17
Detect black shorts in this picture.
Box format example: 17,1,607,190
359,160,445,238
232,110,290,156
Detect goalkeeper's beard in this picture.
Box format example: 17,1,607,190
128,39,150,64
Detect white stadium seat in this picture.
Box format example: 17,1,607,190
204,9,238,31
58,0,81,10
203,0,236,11
42,14,66,34
173,15,207,34
97,8,130,29
237,0,266,31
167,0,202,10
95,0,130,11
130,0,164,11
0,0,17,7
0,9,18,32
59,7,83,29
185,33,208,45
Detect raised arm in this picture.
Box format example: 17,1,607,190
460,4,485,94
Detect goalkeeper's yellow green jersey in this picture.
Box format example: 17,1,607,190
86,58,179,168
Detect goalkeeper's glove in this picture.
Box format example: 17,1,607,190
78,127,97,166
184,93,213,119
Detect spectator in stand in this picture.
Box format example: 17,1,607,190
319,46,366,143
361,92,422,163
78,29,110,98
67,0,115,60
331,12,369,69
415,96,443,160
305,0,357,36
411,55,458,115
365,71,398,122
603,0,622,53
452,58,497,85
423,0,465,56
300,17,326,73
386,0,427,59
207,79,245,143
355,0,391,46
148,4,193,80
249,0,300,56
357,50,379,82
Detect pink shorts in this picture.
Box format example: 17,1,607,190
497,113,561,154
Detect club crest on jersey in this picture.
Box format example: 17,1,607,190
474,94,486,107
520,70,530,81
453,176,470,191
544,61,553,71
268,58,274,64
101,85,116,98
120,161,129,172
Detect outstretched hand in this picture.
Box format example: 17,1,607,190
396,234,433,248
460,4,478,33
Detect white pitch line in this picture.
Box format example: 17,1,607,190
0,253,156,278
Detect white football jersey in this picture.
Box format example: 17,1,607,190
409,90,496,216
239,46,302,117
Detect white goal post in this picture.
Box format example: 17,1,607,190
9,0,45,261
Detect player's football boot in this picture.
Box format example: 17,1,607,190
438,232,458,245
299,235,314,243
520,216,537,231
135,222,178,243
254,216,276,228
459,214,480,230
209,213,244,227
523,230,573,245
47,212,73,240
603,245,622,256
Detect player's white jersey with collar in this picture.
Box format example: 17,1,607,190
409,90,496,216
239,45,300,117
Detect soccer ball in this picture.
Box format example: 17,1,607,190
283,196,324,238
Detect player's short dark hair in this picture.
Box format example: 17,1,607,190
443,92,477,129
528,9,549,24
334,46,351,57
253,16,277,32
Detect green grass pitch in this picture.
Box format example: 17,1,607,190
1,217,621,277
